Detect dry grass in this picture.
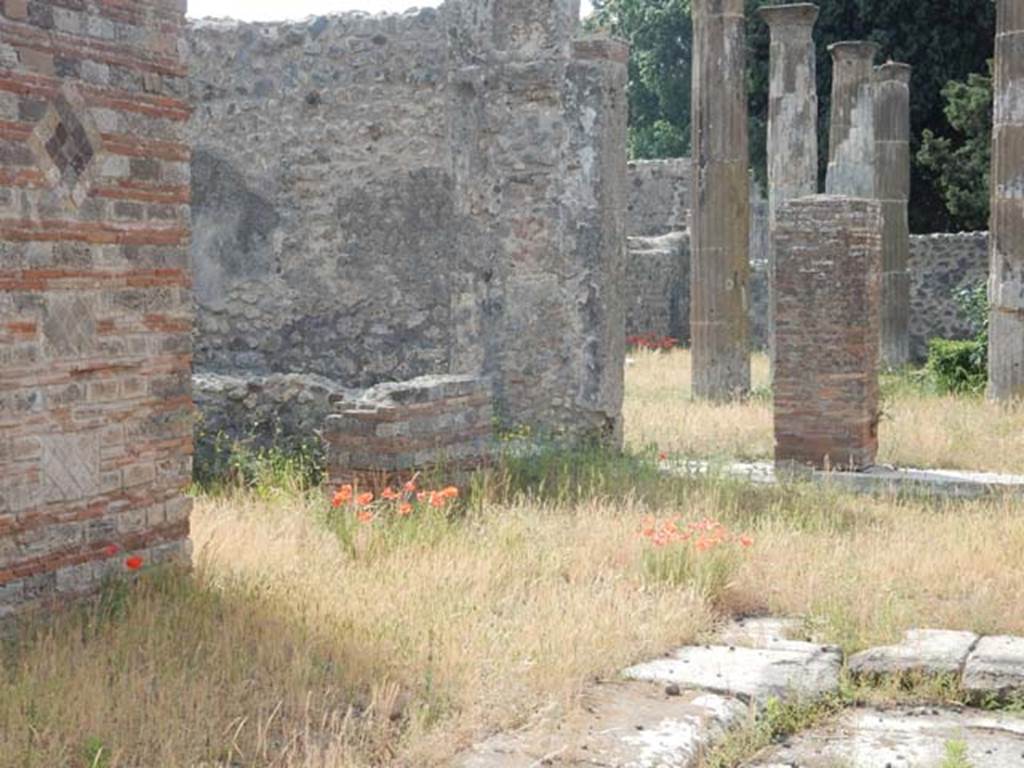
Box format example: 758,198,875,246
625,348,1024,474
3,352,1024,767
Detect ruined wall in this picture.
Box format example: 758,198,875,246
908,232,989,362
1,0,192,617
624,159,768,348
188,11,454,387
189,4,628,442
626,159,690,237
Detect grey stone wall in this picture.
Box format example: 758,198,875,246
188,4,629,442
623,166,769,350
188,11,454,388
626,159,691,237
908,232,989,362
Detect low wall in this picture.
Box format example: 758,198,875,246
908,232,989,362
324,375,493,491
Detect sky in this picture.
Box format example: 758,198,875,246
188,0,594,22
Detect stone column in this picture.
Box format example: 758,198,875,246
989,0,1024,399
774,196,883,471
826,41,879,197
875,62,912,369
690,0,751,401
759,3,819,371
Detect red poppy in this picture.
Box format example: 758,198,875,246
104,544,120,557
125,556,144,571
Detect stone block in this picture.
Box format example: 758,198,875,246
623,643,842,704
963,635,1024,697
848,629,979,678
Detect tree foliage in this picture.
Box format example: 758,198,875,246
589,0,996,233
918,69,992,232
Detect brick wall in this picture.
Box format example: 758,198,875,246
774,196,882,471
0,0,192,618
324,375,493,492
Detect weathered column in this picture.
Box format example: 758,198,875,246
989,0,1024,399
826,41,879,197
875,62,913,369
774,196,883,471
759,3,819,371
690,0,751,401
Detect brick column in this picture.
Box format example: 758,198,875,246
0,0,192,617
825,41,879,198
989,0,1024,399
774,196,883,471
875,62,912,369
759,3,819,372
690,0,751,401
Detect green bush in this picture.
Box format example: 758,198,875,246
927,339,987,395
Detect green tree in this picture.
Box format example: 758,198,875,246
589,0,693,159
918,68,992,232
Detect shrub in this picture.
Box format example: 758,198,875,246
927,339,987,395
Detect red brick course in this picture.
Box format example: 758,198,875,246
0,0,191,619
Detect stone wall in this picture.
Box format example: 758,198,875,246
188,3,628,442
908,232,989,362
626,159,690,237
1,0,192,617
623,160,769,349
774,196,882,471
324,375,493,491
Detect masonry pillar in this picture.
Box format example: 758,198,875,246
875,62,912,369
446,0,627,441
774,196,883,471
690,0,751,401
0,0,193,617
826,41,879,198
989,0,1024,399
759,3,819,371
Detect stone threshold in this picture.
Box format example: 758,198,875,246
454,618,1024,767
665,459,1024,498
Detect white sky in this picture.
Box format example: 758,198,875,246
188,0,594,22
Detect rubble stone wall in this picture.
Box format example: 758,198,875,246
1,0,193,617
908,232,989,362
188,4,628,442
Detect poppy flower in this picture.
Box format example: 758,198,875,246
440,486,459,500
403,479,417,493
357,509,374,524
355,492,374,506
381,487,400,501
739,535,754,548
125,556,144,571
332,484,354,507
104,544,120,557
398,503,413,517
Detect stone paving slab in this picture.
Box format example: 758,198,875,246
668,460,1024,498
623,644,842,704
455,681,747,768
848,629,979,678
963,636,1024,697
747,706,1024,767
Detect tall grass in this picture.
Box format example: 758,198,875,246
3,354,1024,766
626,349,1024,473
